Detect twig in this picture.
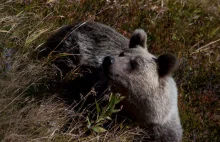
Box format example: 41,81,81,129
191,38,220,54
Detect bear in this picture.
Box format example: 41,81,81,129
102,29,183,141
39,21,183,141
38,22,128,102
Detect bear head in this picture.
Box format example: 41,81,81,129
102,29,178,96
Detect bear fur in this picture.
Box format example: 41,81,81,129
102,29,183,142
39,22,183,141
38,22,128,101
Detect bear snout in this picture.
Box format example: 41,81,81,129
102,56,115,75
102,56,115,67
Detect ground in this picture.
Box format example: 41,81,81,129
0,0,219,141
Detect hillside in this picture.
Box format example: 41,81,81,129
0,0,219,141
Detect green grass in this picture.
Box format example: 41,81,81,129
0,0,220,141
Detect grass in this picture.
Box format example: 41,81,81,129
0,0,220,141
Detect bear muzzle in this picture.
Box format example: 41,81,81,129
102,56,115,76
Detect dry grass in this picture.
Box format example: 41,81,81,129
0,50,143,141
0,0,220,141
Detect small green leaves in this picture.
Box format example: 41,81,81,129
86,116,91,129
91,126,107,133
87,93,125,133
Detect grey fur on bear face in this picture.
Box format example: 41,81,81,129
103,29,182,142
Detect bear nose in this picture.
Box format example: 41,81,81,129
102,56,115,70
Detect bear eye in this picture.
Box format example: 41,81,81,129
130,60,138,70
119,52,125,57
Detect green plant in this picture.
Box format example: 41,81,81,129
87,93,125,133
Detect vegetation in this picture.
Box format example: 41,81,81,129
0,0,219,141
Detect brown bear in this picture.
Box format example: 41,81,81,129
102,29,183,142
38,22,128,101
39,22,183,141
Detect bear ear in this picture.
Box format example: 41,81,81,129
129,29,147,49
157,53,178,77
